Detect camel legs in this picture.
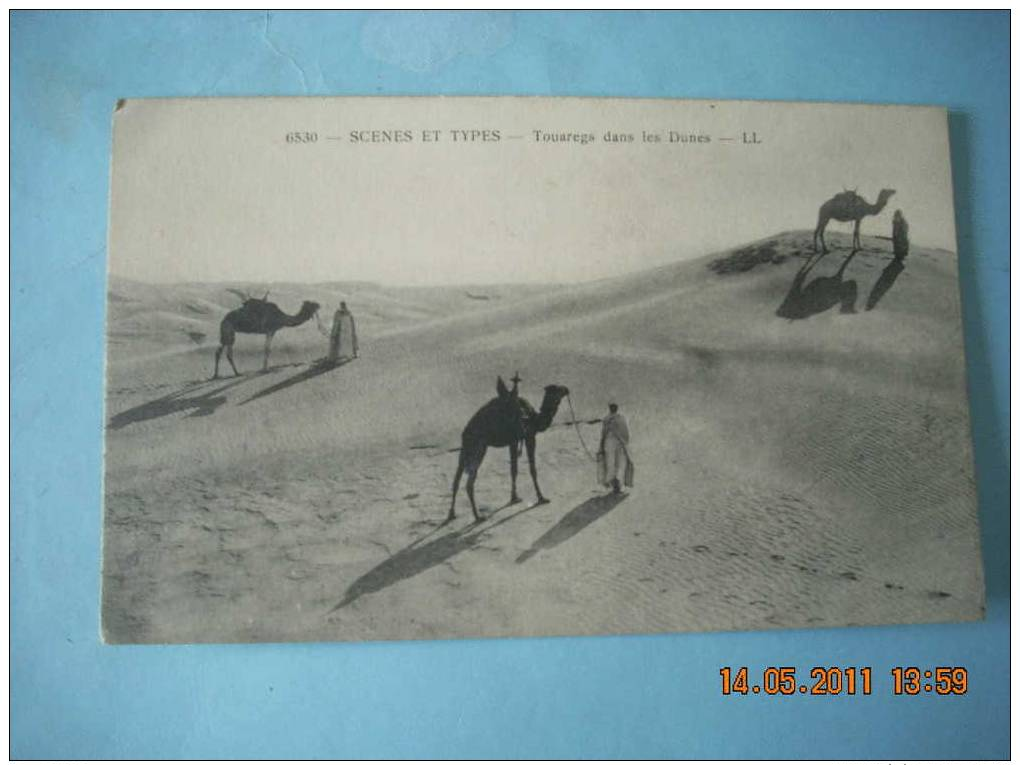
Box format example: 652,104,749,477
813,215,829,254
262,332,274,372
213,344,239,378
525,436,548,505
509,444,522,505
464,445,487,521
448,456,465,521
852,219,862,252
448,444,486,522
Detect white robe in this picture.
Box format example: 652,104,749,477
328,310,358,361
600,412,632,486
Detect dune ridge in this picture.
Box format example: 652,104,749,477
102,230,984,644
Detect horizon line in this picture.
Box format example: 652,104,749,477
107,229,958,289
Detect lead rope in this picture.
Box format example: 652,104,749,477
315,310,330,337
566,393,598,463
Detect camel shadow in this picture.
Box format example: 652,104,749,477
241,358,352,405
332,500,538,611
515,492,627,564
865,257,906,311
107,378,248,430
776,251,860,320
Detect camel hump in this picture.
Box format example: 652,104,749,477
242,296,269,310
239,296,278,321
832,189,862,205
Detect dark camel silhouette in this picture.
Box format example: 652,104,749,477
448,376,570,522
776,251,860,320
213,296,320,378
813,189,896,255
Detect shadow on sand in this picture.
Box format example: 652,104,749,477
332,499,541,611
107,377,249,430
241,358,352,404
865,257,906,311
776,250,860,320
515,492,627,563
778,249,909,319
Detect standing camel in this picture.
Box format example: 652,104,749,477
448,376,570,522
213,296,320,378
813,188,896,255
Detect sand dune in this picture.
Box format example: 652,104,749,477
102,230,984,643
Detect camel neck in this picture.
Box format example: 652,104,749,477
534,396,561,432
284,307,314,326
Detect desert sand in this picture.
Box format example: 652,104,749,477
101,231,985,644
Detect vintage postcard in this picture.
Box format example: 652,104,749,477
102,97,984,644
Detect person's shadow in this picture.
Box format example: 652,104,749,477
865,257,906,311
776,251,860,320
515,492,627,563
241,357,352,405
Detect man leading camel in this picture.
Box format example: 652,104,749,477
598,402,633,494
327,301,358,364
892,209,909,261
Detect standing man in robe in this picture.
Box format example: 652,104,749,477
892,209,909,261
598,402,632,494
327,301,359,364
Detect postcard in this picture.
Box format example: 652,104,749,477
102,97,984,643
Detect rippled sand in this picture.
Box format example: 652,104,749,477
102,231,984,644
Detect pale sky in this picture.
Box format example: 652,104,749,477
109,97,958,286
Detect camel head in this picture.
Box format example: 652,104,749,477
543,384,570,404
878,189,896,205
527,384,570,432
299,300,321,319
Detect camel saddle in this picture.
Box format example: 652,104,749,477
238,297,271,320
496,375,529,447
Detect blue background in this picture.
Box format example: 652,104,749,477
11,11,1009,759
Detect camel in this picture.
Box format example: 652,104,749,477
213,295,320,378
448,375,570,522
813,188,896,255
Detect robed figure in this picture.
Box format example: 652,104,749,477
327,301,358,363
598,403,633,493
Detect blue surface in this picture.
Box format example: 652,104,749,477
11,11,1009,759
